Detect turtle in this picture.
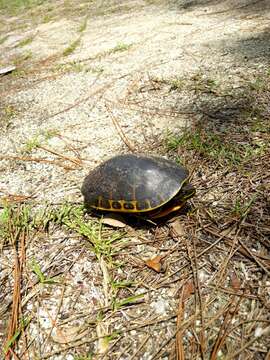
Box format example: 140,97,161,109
81,154,195,219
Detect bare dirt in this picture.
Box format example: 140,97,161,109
0,0,269,359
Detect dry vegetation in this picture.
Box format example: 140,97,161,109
0,0,270,359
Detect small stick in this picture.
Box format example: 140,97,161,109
0,193,34,205
129,334,151,360
191,231,206,357
105,103,136,152
157,231,226,287
238,238,270,276
38,145,83,166
175,284,191,360
4,212,26,359
205,227,270,265
182,234,205,360
0,155,77,170
226,325,270,359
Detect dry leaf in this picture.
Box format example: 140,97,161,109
102,214,126,228
170,219,185,237
182,280,195,302
145,255,163,272
230,272,241,290
52,326,88,344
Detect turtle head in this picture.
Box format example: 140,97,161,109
150,181,195,219
179,182,195,202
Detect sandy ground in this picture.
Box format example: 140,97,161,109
0,0,269,358
1,0,269,203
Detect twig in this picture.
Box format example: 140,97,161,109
129,334,151,360
42,314,177,359
97,255,110,354
210,295,242,359
19,230,29,360
55,134,85,159
40,74,128,124
105,103,136,152
230,319,270,333
157,230,227,287
205,227,270,265
175,284,190,360
238,238,270,276
38,145,83,166
0,193,34,206
4,210,26,359
182,234,205,360
0,155,77,170
41,284,66,353
226,326,270,359
207,285,261,300
191,232,206,358
213,227,241,288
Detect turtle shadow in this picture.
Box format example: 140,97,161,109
86,203,193,230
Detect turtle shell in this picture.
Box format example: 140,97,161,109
81,154,190,214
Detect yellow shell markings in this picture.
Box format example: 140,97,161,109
97,196,103,208
111,200,138,212
93,199,139,213
92,178,188,213
144,199,152,209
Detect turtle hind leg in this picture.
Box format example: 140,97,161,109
150,202,186,219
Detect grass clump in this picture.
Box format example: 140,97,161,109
42,13,53,23
3,317,31,356
96,43,133,60
162,73,218,93
35,204,126,261
78,17,88,33
167,70,269,169
21,129,59,154
111,42,132,53
54,61,86,73
0,205,33,247
190,73,218,93
169,78,185,91
16,35,34,48
0,0,44,13
63,38,81,56
58,205,126,262
231,195,257,221
1,105,17,129
0,35,9,44
0,206,11,246
22,135,41,153
13,50,33,65
167,127,267,167
30,258,58,284
42,128,59,140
